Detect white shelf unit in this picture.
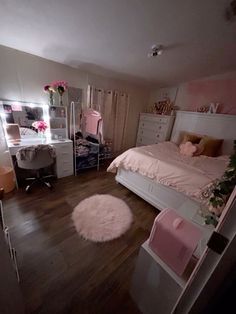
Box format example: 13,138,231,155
49,106,68,139
130,240,197,314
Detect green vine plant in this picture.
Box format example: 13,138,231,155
203,140,236,227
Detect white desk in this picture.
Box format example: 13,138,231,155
7,138,74,180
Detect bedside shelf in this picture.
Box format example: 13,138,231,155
131,240,198,314
142,241,197,288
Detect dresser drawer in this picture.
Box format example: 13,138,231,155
55,142,73,154
138,128,166,140
56,151,72,163
57,158,73,168
140,115,168,124
139,120,168,133
136,135,162,146
154,132,166,141
56,158,73,177
57,168,73,178
54,141,73,178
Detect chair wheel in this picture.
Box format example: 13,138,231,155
25,186,31,193
44,182,53,190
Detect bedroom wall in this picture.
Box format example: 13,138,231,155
149,71,236,115
0,44,149,164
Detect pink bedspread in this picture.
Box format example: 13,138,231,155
107,142,229,199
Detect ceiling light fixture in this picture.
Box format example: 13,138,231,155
148,45,163,58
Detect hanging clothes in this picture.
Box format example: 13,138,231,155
82,109,104,143
86,85,130,153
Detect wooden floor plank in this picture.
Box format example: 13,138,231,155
3,167,157,314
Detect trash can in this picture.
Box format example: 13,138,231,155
0,166,15,193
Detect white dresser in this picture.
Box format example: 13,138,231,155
136,113,175,146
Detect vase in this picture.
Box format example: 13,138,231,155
59,94,63,106
49,91,54,106
38,131,46,143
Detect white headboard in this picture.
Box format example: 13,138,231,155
171,111,236,155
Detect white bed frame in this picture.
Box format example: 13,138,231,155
116,111,236,255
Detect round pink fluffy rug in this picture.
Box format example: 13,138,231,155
72,194,133,242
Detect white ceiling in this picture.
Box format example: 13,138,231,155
0,0,236,86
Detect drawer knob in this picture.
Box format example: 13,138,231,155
157,134,159,138
159,126,162,129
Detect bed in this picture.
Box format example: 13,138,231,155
108,141,228,201
107,111,236,256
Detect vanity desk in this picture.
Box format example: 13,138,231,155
0,101,74,187
7,138,74,181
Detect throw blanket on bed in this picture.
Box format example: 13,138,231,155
107,142,229,199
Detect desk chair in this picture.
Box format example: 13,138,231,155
16,145,55,193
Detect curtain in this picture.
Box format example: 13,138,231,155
87,85,129,154
114,92,129,153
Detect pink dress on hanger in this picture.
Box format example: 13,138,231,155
82,109,103,142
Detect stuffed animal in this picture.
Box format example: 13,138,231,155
179,141,197,157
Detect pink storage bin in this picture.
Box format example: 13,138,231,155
148,209,202,276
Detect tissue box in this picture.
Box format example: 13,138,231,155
149,209,202,276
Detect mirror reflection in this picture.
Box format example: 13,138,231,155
3,104,44,127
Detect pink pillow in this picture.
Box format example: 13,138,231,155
179,141,197,157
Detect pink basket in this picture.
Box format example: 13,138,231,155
149,209,202,276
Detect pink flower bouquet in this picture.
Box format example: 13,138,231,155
32,121,48,133
43,80,68,106
52,80,68,105
51,80,68,96
44,85,55,93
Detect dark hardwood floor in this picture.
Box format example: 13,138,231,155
3,167,157,314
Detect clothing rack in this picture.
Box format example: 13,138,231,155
70,101,100,175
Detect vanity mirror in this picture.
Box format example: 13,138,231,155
0,100,49,139
3,104,43,126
